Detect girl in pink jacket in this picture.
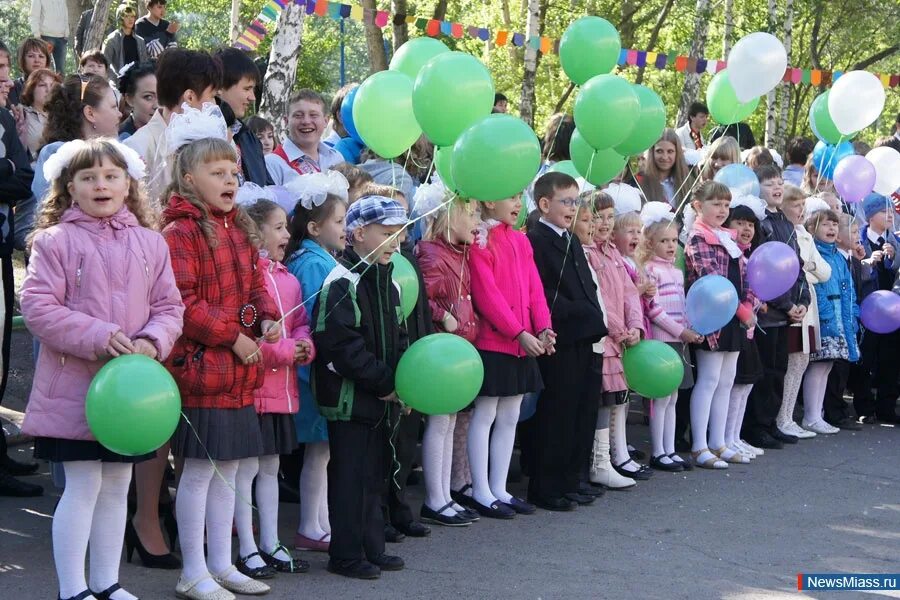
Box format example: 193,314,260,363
466,195,553,519
20,138,184,600
235,199,316,577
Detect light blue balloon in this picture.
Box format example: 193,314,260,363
714,164,760,197
686,275,739,335
812,140,854,181
340,86,363,144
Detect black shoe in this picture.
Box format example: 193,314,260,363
456,507,479,521
384,524,406,543
0,454,39,477
420,503,471,527
577,482,605,497
563,492,595,505
406,467,422,487
857,414,878,425
278,478,301,504
668,453,693,471
124,519,181,569
529,495,577,512
503,496,536,515
0,471,43,497
471,498,516,519
59,590,95,600
650,455,685,472
369,553,405,571
627,446,646,460
327,559,380,579
769,428,799,444
394,520,431,537
236,552,277,579
450,484,478,510
259,544,310,573
834,417,862,431
91,584,135,600
876,413,900,424
612,459,653,480
744,431,783,450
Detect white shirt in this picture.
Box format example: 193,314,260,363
675,122,705,150
539,217,568,237
266,137,344,185
867,227,887,247
30,0,68,38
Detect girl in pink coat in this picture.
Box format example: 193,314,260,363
236,199,316,577
20,138,184,600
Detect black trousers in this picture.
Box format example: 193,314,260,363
743,325,788,437
528,342,597,500
824,359,852,425
327,419,386,563
383,408,420,527
851,330,900,419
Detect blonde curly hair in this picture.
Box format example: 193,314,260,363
28,138,157,251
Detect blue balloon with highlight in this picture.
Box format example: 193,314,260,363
812,140,854,181
340,86,363,144
714,164,760,198
686,275,739,335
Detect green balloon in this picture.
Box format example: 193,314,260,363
574,75,640,150
391,252,420,318
86,354,181,456
622,340,684,398
434,146,459,194
559,16,621,85
413,52,494,147
570,129,627,186
548,160,581,178
674,244,686,273
395,333,484,415
613,84,667,157
353,70,422,160
809,91,856,144
389,37,451,81
706,70,760,125
451,114,541,202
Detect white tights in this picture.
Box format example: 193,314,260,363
422,413,458,515
803,361,834,425
54,461,134,600
235,455,286,569
779,352,810,428
691,350,739,454
467,395,522,506
297,441,330,541
609,402,636,469
650,392,678,461
726,383,753,448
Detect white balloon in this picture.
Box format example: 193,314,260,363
866,147,900,196
828,71,886,135
727,32,788,102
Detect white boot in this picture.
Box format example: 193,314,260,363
589,429,635,489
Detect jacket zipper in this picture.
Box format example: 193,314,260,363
75,256,84,296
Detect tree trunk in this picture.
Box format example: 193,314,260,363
230,0,243,45
84,0,115,54
676,0,711,127
776,0,794,152
764,0,778,149
362,0,388,73
519,0,543,127
392,0,408,51
259,1,305,140
635,0,674,85
498,0,518,63
723,0,735,56
433,0,448,21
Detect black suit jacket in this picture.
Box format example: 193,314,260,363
527,221,607,346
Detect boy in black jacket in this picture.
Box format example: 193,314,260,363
527,172,608,511
313,196,408,580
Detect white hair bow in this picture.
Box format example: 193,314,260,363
729,193,767,221
804,196,832,221
282,170,350,210
640,201,675,229
164,102,229,155
42,138,146,183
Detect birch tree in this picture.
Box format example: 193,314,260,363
676,0,711,126
519,0,544,127
764,0,779,149
776,0,794,151
229,0,242,46
392,0,408,51
83,0,115,53
362,0,388,73
259,1,305,139
723,0,735,56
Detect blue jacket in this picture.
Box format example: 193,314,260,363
859,224,900,300
814,239,859,362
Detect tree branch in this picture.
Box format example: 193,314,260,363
852,44,900,70
636,0,675,85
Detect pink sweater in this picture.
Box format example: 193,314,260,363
469,222,552,357
644,256,687,342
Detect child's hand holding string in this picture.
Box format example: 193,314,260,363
105,331,135,357
132,338,158,359
294,340,312,363
232,333,261,365
261,320,281,343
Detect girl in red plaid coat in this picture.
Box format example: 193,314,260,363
162,138,281,600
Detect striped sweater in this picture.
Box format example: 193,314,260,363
644,256,688,342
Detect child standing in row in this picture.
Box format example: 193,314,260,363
685,181,757,469
234,199,316,579
22,139,184,600
640,202,703,471
163,135,280,600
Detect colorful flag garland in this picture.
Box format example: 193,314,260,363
233,0,900,89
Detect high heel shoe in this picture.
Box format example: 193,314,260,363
125,518,181,570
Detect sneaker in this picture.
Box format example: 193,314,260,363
801,420,839,435
781,421,816,439
738,440,764,456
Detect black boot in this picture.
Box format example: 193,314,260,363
0,471,43,497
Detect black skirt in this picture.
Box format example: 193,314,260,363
171,404,264,461
600,390,628,407
734,333,763,385
478,350,543,397
259,413,298,456
33,437,155,463
665,341,696,389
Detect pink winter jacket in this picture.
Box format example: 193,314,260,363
469,222,552,357
254,256,315,414
20,205,184,441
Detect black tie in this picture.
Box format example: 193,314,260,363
877,236,886,247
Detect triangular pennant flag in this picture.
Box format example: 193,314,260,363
540,36,551,54
655,53,667,69
706,60,718,74
451,23,463,38
821,71,832,86
890,75,900,88
791,68,802,84
801,70,811,84
375,10,389,27
636,51,647,67
314,0,328,16
480,28,491,42
393,14,405,26
512,32,525,46
695,59,707,73
467,25,479,38
832,70,843,81
338,4,351,18
880,74,890,87
350,5,363,19
440,21,451,35
646,51,657,64
528,37,540,50
327,2,341,18
626,49,638,65
811,70,822,86
674,56,687,72
426,19,440,36
414,17,426,29
618,48,627,65
496,31,509,46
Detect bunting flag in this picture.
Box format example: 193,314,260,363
233,0,900,88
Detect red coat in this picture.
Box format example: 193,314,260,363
415,238,478,343
162,195,278,409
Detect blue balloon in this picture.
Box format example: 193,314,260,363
340,86,363,144
714,164,760,197
812,140,854,181
518,392,539,422
686,274,739,335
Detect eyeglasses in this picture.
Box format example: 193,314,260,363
556,197,585,208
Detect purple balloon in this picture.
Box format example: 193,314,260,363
747,241,800,301
860,290,900,334
833,155,876,204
